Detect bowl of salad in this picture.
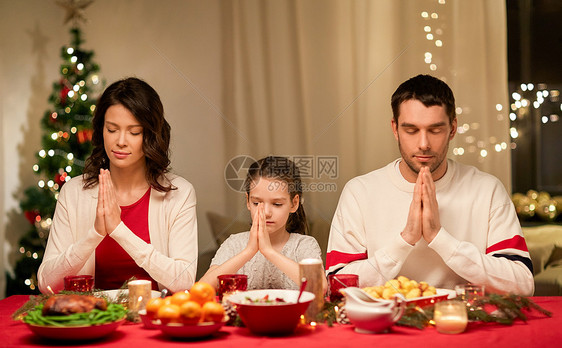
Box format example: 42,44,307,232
227,289,315,336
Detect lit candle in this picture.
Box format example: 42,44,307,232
299,259,325,323
128,280,152,313
434,300,468,334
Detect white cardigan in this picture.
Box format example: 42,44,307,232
38,174,198,293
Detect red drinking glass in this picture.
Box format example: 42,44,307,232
64,275,94,292
328,274,359,302
217,274,248,300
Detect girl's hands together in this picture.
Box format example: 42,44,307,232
256,203,274,255
246,204,260,255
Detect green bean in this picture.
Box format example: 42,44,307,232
22,303,126,327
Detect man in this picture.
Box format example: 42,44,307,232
325,74,534,295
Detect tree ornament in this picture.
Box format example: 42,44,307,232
24,210,40,225
56,0,95,26
77,129,93,144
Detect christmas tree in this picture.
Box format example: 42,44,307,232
6,25,102,295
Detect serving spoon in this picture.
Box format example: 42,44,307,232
297,277,308,303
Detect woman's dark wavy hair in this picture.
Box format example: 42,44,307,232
82,77,174,192
244,156,309,235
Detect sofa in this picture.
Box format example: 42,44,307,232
522,224,562,296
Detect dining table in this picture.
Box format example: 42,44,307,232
0,294,560,348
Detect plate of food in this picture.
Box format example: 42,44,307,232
360,276,456,307
20,294,127,341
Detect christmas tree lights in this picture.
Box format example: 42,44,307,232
7,26,103,295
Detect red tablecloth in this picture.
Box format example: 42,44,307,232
0,295,560,348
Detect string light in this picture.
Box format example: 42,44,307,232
81,94,88,101
67,47,74,54
33,164,39,171
77,63,84,70
38,180,45,188
39,149,46,158
48,149,55,157
510,127,519,138
70,56,78,63
66,165,72,172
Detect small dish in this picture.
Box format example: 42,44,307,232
153,321,225,338
138,309,160,329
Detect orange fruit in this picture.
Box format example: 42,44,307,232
156,304,181,324
145,297,164,317
171,291,191,306
189,282,216,305
162,296,173,306
201,301,225,323
180,301,202,324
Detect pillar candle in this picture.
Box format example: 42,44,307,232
299,258,325,323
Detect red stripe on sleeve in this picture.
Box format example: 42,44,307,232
486,235,529,254
326,250,368,269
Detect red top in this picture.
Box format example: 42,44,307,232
95,188,157,290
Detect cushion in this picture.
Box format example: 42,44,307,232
309,219,331,262
523,225,562,270
206,211,250,245
533,265,562,296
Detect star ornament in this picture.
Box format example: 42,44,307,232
56,0,95,26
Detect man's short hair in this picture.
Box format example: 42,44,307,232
391,74,456,125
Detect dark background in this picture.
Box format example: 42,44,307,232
507,0,562,195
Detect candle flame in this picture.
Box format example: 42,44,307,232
47,286,55,295
138,296,143,302
310,321,317,327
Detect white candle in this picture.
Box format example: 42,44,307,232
435,315,468,334
434,300,468,334
128,280,152,312
299,259,324,323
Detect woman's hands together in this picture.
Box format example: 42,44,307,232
94,169,122,236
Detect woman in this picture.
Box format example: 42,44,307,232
38,77,197,293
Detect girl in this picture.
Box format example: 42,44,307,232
201,156,325,290
38,77,198,293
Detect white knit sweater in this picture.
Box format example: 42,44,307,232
326,159,534,295
38,174,198,293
